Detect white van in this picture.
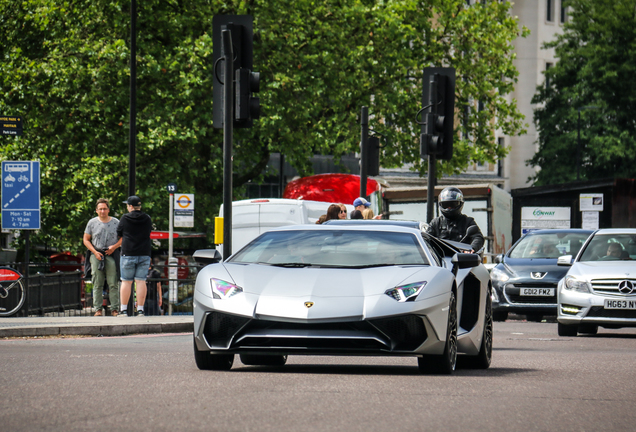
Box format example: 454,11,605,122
218,198,354,256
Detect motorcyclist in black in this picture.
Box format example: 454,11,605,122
426,187,484,253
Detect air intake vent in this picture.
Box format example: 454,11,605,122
368,315,427,351
203,312,251,348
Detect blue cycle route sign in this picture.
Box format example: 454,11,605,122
1,161,41,230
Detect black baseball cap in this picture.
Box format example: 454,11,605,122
123,196,141,206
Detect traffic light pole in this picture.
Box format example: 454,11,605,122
222,30,234,259
426,75,437,223
427,154,436,223
360,106,368,199
419,68,455,222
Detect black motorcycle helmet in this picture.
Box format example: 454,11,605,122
438,187,464,219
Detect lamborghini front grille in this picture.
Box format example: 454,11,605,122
203,312,428,353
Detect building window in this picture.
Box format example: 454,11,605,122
545,62,553,89
547,0,554,22
560,3,568,23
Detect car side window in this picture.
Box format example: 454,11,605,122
423,238,442,266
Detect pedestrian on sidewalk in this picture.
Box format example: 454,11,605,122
117,196,152,317
83,198,121,316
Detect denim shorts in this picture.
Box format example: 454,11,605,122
120,255,151,281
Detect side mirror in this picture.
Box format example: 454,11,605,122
193,249,223,265
557,255,573,266
460,225,480,243
494,254,503,264
451,253,481,275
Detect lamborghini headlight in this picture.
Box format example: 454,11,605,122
385,282,427,302
564,275,591,293
210,278,243,299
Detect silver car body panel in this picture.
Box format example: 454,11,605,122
193,224,489,358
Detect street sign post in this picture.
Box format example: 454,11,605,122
2,161,40,230
2,160,39,317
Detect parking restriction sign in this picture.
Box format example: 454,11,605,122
2,161,40,230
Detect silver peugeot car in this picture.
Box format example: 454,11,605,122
556,229,636,336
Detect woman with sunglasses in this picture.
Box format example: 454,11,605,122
325,204,344,221
338,204,348,219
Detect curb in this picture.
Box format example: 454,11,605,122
0,318,194,338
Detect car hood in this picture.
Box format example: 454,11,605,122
569,261,636,279
218,263,446,320
225,263,437,296
501,258,567,282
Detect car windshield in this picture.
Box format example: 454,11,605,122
579,234,636,262
228,229,430,268
508,232,590,259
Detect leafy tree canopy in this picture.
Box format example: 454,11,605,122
0,0,526,254
531,0,636,185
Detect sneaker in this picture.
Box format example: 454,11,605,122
136,310,145,317
94,310,103,317
117,310,128,317
111,310,119,317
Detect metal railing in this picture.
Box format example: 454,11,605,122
0,261,202,317
27,271,83,316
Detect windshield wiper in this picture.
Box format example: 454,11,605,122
269,262,313,268
345,263,397,269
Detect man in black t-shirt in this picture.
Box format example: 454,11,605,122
116,195,152,317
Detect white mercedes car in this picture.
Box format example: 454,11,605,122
557,228,636,336
192,222,492,374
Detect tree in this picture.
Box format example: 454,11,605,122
531,0,636,185
1,0,526,254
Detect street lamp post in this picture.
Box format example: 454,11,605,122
129,0,137,197
576,105,599,181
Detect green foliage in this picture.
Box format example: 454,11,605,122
1,0,525,253
531,0,636,185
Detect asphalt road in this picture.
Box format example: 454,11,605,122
2,321,636,432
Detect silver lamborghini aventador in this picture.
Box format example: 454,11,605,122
192,223,492,374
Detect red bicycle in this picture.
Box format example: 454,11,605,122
0,267,25,317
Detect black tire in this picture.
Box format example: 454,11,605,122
0,274,25,317
493,311,508,322
458,290,493,369
578,323,598,335
418,291,457,375
526,313,543,322
557,322,578,337
193,338,234,371
240,354,288,366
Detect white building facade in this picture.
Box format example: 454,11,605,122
499,0,567,191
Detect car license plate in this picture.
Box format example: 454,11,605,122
520,288,554,296
604,299,636,309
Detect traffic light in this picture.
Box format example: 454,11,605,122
420,68,455,160
367,136,380,176
235,68,260,126
212,15,260,128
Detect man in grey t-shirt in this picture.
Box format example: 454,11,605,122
83,198,121,316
